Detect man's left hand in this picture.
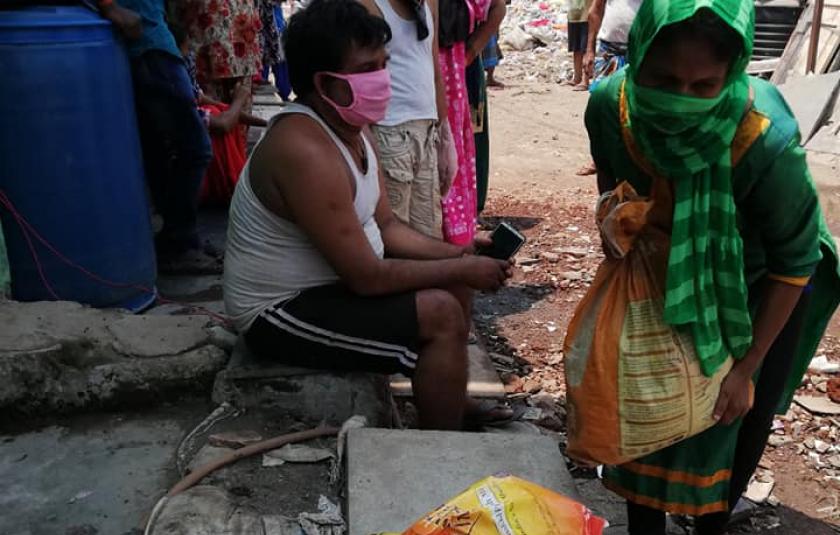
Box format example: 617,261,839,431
713,365,755,426
462,233,492,255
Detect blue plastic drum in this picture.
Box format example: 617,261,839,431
0,5,156,311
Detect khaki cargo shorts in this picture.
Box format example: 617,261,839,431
372,120,442,239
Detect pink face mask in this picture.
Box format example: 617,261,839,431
316,69,392,127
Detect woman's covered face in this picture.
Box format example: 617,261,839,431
636,35,730,98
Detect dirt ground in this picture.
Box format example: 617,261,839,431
480,78,840,531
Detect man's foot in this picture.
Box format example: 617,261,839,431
487,77,506,89
572,82,589,92
158,248,223,275
576,161,597,176
464,399,524,430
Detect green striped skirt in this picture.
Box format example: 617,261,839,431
604,418,740,515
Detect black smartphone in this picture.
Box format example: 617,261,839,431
477,222,526,260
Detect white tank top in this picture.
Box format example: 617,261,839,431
374,0,438,126
223,103,385,331
597,0,642,45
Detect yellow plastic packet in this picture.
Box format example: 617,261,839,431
378,475,606,535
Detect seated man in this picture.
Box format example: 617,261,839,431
223,0,512,430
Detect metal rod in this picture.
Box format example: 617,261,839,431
807,0,826,73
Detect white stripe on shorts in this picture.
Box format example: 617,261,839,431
261,305,418,369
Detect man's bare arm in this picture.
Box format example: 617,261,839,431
251,119,509,295
583,0,607,77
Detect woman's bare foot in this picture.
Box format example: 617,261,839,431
487,76,506,89
576,161,597,176
572,82,590,91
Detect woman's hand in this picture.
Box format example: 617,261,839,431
713,364,755,425
100,2,143,41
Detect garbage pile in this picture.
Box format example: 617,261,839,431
498,0,573,83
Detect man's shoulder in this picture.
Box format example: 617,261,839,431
253,112,349,187
261,112,334,160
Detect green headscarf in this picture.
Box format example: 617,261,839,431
624,0,755,375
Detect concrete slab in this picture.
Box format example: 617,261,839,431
807,87,840,157
213,339,394,426
390,343,506,398
779,72,840,142
146,300,226,317
345,428,578,535
107,314,210,357
0,301,229,418
0,402,207,535
1,344,227,419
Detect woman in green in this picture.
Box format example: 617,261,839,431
584,0,840,532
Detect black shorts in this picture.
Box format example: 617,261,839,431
568,21,589,52
244,284,420,376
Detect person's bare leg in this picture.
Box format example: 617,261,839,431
572,51,583,85
412,289,468,429
486,67,505,88
446,284,474,334
443,284,514,422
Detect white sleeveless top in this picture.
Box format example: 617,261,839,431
374,0,438,126
223,103,384,331
597,0,642,45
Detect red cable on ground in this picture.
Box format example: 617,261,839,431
0,189,231,327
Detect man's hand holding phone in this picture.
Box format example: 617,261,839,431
457,222,525,291
461,256,512,291
476,222,527,260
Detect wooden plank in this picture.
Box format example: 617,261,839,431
389,344,506,399
772,0,815,84
748,58,782,74
807,0,825,73
792,0,840,76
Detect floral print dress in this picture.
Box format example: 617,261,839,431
178,0,263,86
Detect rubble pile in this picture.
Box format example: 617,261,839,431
760,334,840,520
477,192,601,442
498,0,574,83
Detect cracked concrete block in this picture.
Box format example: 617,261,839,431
107,315,211,357
346,428,579,535
0,301,230,418
213,339,394,426
0,344,228,418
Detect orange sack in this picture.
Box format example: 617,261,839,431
380,475,606,535
563,180,733,466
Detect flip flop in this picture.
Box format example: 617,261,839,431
464,400,527,430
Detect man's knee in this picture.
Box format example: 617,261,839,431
416,289,466,340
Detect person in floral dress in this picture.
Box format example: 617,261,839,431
177,0,263,101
